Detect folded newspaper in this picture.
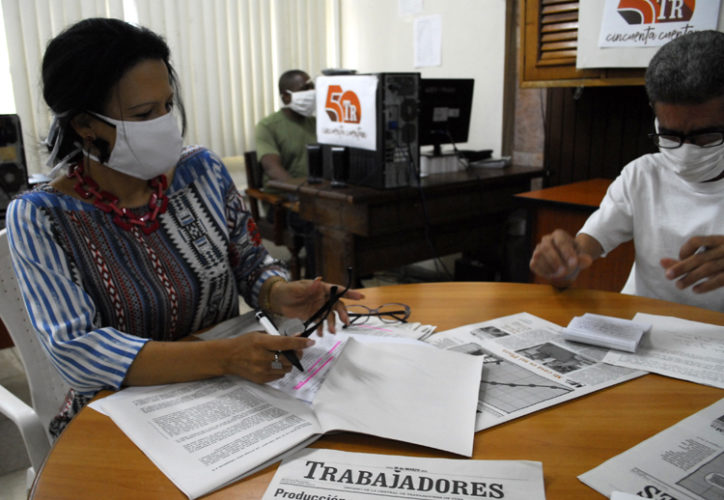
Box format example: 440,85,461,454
263,448,545,500
579,397,724,499
562,313,652,352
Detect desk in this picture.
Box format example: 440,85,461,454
31,282,724,499
515,178,635,292
269,166,543,284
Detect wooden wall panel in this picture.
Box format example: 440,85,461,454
543,86,657,187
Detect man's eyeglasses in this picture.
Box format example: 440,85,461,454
649,130,724,149
345,303,411,326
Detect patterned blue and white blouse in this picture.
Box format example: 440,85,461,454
6,146,288,399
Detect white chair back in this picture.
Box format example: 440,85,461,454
0,228,69,475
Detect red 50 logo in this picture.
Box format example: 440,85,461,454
617,0,695,25
324,85,362,124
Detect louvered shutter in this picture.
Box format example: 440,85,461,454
521,0,645,87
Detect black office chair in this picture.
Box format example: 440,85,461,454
243,151,302,280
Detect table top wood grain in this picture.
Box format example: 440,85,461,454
30,282,724,500
515,178,612,209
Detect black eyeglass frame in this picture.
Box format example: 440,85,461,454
648,129,724,149
297,267,353,338
346,303,411,326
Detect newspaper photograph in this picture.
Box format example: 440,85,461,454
262,448,545,500
425,312,646,431
579,397,724,499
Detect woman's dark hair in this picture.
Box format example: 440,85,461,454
42,17,187,165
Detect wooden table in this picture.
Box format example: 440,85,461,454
269,166,543,284
515,178,635,292
31,282,724,499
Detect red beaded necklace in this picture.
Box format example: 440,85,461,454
67,162,169,235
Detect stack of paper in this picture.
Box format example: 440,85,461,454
562,313,652,352
91,335,483,498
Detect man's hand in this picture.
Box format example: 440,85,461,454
661,235,724,293
529,230,600,287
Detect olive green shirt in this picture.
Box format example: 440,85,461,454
255,110,316,193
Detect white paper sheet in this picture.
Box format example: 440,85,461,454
313,338,481,456
399,0,423,17
414,15,442,68
603,313,724,389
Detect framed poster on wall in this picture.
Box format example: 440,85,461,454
578,0,724,69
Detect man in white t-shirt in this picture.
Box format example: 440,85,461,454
529,30,724,312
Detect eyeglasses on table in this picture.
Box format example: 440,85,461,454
345,303,411,326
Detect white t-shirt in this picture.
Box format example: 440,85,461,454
579,152,724,312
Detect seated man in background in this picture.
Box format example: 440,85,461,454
529,30,724,312
255,69,317,277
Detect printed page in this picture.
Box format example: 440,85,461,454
93,334,481,496
426,312,646,431
268,330,428,404
95,377,321,499
313,338,483,456
263,448,545,500
603,314,724,389
579,397,724,499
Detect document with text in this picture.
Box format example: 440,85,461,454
425,312,647,431
263,448,545,500
579,397,724,499
92,337,483,499
603,313,724,389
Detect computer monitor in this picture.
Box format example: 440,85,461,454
418,78,474,156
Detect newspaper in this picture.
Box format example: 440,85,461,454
603,313,724,389
90,337,483,498
262,448,545,500
425,312,647,431
579,397,724,499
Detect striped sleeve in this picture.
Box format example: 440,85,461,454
5,198,149,396
208,152,290,307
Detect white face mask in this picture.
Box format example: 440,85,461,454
284,89,316,117
87,111,183,180
655,119,724,183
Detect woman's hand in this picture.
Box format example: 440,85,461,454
220,332,315,384
270,278,365,335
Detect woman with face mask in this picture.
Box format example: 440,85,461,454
5,18,362,438
528,30,724,312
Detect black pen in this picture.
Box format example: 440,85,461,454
255,311,305,372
